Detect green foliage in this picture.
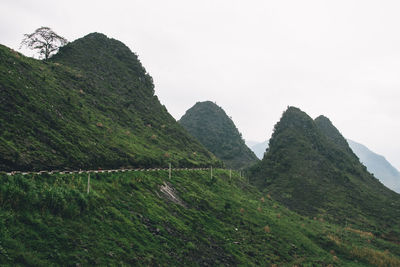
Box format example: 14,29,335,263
179,101,259,169
249,106,400,243
1,170,398,265
0,34,220,171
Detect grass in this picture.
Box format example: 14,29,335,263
1,169,400,266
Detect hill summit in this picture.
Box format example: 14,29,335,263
179,101,258,169
0,33,218,171
249,106,400,239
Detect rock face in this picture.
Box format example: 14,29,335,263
249,106,400,238
0,33,218,171
179,101,259,169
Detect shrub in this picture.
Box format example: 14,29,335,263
350,247,400,266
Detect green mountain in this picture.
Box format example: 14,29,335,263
0,33,219,171
248,136,400,193
2,170,400,266
348,139,400,193
249,107,400,242
179,101,259,169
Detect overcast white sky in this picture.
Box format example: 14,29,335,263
1,0,400,169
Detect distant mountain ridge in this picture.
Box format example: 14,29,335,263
247,140,268,159
0,33,218,171
249,107,400,240
348,139,400,193
179,101,259,169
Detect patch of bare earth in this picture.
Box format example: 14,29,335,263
160,182,187,208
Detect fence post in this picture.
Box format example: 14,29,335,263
87,173,90,194
229,169,232,181
169,163,171,179
210,166,213,180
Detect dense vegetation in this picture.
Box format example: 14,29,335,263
0,34,220,171
1,170,400,266
249,107,400,244
179,101,258,169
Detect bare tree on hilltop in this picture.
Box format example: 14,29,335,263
20,26,68,60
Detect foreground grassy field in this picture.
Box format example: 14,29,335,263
1,169,399,266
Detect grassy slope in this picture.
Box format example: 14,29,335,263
179,101,259,170
0,35,219,171
249,107,400,243
1,170,399,266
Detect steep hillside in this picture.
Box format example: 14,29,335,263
316,116,400,193
248,136,400,192
179,101,258,169
348,139,400,193
249,107,400,241
0,34,219,171
1,170,400,265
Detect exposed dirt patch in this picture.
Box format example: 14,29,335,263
160,182,187,208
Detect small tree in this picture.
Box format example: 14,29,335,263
20,26,68,60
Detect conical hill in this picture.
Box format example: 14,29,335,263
179,101,259,169
249,106,400,240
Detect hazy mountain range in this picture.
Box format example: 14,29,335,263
246,140,269,159
347,139,400,193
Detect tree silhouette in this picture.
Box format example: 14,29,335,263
20,26,68,60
